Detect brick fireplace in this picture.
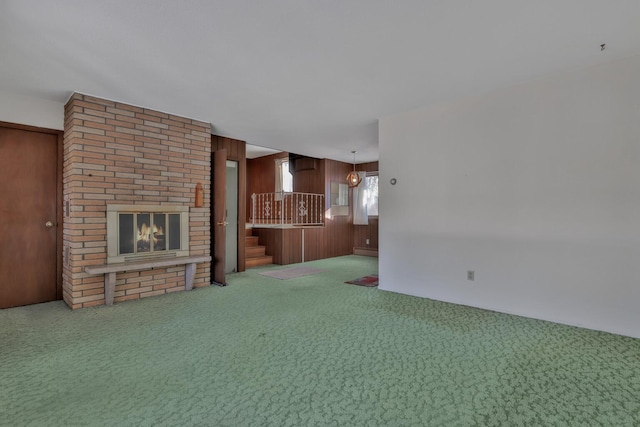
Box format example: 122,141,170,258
63,93,211,309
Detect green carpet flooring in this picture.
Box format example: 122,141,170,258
2,255,639,426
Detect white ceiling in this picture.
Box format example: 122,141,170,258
2,1,640,163
245,144,280,160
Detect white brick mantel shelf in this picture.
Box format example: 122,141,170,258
85,256,211,305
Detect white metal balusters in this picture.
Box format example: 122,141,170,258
251,192,324,226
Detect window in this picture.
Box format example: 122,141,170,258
281,161,293,193
365,174,378,216
275,158,293,194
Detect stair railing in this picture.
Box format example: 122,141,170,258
251,192,324,226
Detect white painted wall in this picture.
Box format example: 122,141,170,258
379,55,640,338
0,89,64,130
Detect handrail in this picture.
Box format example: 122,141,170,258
251,192,324,226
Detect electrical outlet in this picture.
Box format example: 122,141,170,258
366,238,370,245
467,270,475,281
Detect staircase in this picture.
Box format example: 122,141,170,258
245,227,273,268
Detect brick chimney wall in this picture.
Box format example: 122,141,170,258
62,93,211,308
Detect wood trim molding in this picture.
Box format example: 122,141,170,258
211,135,248,272
56,132,63,299
0,121,62,135
354,248,378,257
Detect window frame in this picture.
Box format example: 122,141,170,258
365,172,379,218
275,157,293,194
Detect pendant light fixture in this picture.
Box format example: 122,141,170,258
346,150,362,188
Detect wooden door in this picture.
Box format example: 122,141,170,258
0,126,59,308
212,149,227,285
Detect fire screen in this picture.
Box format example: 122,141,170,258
107,205,189,263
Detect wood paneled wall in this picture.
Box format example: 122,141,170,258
293,157,325,195
353,161,379,254
252,227,303,265
246,152,288,219
319,159,353,259
358,162,379,174
248,156,374,264
211,135,247,272
354,218,379,251
289,158,353,262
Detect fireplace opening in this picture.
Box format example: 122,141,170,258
118,212,182,255
107,205,189,263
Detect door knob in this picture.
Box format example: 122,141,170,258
45,221,54,228
217,221,228,226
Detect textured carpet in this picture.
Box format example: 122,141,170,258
345,274,379,287
2,255,640,426
258,266,325,280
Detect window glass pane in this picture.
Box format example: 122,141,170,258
169,214,181,250
137,213,151,253
366,175,379,216
153,214,166,251
119,214,134,255
282,161,293,192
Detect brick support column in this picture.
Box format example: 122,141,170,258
63,93,211,308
